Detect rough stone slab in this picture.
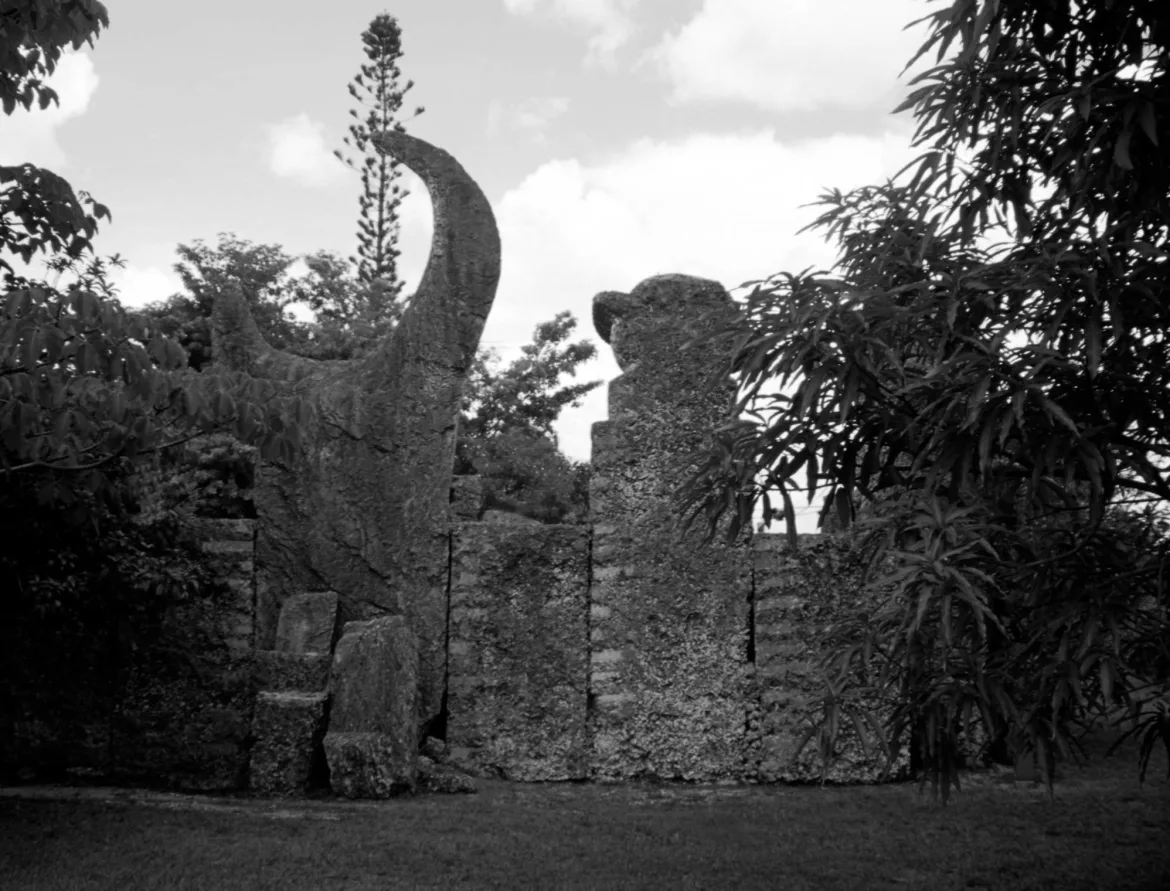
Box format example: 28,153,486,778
447,522,589,781
249,692,328,797
324,617,419,797
254,650,331,693
323,732,416,798
328,617,419,734
274,591,339,655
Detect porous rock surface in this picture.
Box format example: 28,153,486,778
211,131,500,731
323,617,419,797
249,691,328,797
447,522,590,781
274,591,339,655
253,651,332,693
588,274,752,782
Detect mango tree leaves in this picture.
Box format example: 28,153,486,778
678,0,1170,800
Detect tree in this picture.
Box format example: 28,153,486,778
680,0,1170,798
461,311,601,443
289,248,403,358
139,234,405,368
2,1,309,526
2,1,111,283
458,311,601,523
0,0,108,115
333,12,423,290
141,233,309,370
1,253,309,499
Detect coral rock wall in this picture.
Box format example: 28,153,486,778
1,519,258,791
447,520,590,781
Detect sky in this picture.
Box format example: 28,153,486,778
3,0,939,529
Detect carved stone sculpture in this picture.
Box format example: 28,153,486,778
211,131,501,733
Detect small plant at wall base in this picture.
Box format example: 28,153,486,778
679,0,1170,802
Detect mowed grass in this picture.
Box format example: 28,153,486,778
1,729,1167,891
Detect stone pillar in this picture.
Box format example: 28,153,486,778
587,274,752,781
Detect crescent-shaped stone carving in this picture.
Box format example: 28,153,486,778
211,130,501,735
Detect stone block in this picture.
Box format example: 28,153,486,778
323,732,416,797
249,691,328,797
447,522,589,781
274,591,339,655
254,650,331,693
324,616,419,797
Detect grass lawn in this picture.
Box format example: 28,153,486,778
1,728,1167,891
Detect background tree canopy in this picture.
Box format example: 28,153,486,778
457,311,600,523
681,0,1170,799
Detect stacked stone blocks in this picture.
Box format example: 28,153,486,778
249,591,337,797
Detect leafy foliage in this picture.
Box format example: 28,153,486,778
458,311,600,523
1,164,111,281
133,432,257,522
680,0,1170,800
138,233,404,367
461,312,601,442
0,0,108,116
1,252,309,494
333,12,423,289
288,249,403,358
1,3,111,280
1,4,309,607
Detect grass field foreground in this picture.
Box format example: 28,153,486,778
1,729,1167,891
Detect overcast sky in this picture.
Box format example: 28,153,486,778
4,0,936,526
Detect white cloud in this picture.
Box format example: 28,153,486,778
264,114,347,187
503,0,641,65
488,126,919,464
487,96,571,141
647,0,931,113
0,51,100,168
108,264,184,309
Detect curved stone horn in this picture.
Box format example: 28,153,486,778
368,130,501,373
